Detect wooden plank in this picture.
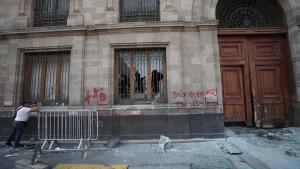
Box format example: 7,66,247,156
40,62,47,99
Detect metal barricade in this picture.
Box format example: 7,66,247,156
38,109,99,150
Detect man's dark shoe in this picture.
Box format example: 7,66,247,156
5,142,12,146
14,144,24,148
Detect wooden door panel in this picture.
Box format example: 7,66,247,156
255,65,286,123
253,42,280,60
219,38,246,61
221,66,246,122
256,66,283,103
263,104,285,118
250,37,288,127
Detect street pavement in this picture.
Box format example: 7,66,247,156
0,127,299,169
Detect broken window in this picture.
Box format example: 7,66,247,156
115,48,167,104
22,51,70,106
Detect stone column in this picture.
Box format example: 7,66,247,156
289,25,300,126
198,24,223,112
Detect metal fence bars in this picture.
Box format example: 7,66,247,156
38,109,99,150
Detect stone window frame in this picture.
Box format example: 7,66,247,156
22,51,70,106
15,47,72,107
111,44,168,105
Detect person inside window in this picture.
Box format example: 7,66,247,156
120,74,130,98
151,70,163,94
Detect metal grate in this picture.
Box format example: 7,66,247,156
115,48,166,104
216,0,284,28
120,0,160,22
23,51,70,106
34,0,70,27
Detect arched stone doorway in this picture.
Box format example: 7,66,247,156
216,0,293,127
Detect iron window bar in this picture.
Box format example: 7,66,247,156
115,48,166,105
34,0,70,27
120,0,160,22
216,0,284,28
23,51,70,106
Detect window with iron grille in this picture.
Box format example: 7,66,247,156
34,0,70,27
115,48,167,104
216,0,284,28
120,0,160,22
22,52,70,106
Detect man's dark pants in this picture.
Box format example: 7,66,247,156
7,121,27,145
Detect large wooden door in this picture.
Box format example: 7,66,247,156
219,35,289,127
249,36,288,127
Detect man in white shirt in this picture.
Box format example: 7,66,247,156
6,101,39,148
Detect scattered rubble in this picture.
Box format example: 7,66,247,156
105,136,120,149
285,149,298,157
4,154,19,157
14,159,49,169
220,143,242,155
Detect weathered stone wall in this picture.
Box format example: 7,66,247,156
0,0,299,139
80,24,221,110
0,23,221,114
0,0,20,30
0,32,85,109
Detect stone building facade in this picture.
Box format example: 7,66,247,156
0,0,299,140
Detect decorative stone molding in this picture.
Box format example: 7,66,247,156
165,0,173,9
161,0,178,21
11,0,29,29
107,0,116,11
68,0,84,26
19,0,26,16
70,0,81,13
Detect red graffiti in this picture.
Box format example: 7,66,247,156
174,89,218,110
173,89,217,99
84,88,107,105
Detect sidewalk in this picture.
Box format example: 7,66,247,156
0,127,299,169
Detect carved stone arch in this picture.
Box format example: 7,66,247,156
192,0,217,21
216,0,285,28
205,0,297,27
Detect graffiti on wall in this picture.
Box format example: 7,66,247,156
173,89,218,109
84,88,107,106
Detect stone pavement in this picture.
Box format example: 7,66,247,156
0,127,299,169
